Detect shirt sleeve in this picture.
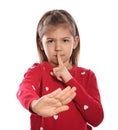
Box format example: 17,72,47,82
66,70,104,127
16,63,42,111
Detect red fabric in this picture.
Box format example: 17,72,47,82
16,62,104,130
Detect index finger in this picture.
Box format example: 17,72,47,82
57,52,63,66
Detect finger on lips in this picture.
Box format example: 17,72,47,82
57,52,63,66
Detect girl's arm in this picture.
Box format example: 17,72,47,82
16,63,41,111
16,63,76,117
51,53,104,127
66,71,104,127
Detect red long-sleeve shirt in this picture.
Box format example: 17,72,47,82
16,62,104,130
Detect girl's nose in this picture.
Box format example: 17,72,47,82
55,42,62,51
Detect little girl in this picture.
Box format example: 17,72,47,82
16,9,104,130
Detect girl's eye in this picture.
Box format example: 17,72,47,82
63,39,69,43
47,39,54,43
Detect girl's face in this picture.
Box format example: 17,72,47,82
40,25,79,68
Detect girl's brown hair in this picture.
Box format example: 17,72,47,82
36,9,80,65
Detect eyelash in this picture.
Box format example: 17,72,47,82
47,40,54,43
63,39,69,42
47,39,69,43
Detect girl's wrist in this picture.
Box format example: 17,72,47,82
63,73,72,83
30,100,38,114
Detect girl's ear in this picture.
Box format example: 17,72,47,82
38,38,44,50
73,36,80,49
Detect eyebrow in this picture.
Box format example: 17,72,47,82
46,37,71,39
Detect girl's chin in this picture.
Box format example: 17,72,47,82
49,60,58,67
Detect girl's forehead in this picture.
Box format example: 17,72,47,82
44,24,72,35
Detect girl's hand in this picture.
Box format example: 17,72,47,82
50,53,72,83
30,86,76,117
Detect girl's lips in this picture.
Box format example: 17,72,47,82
53,55,64,59
54,54,64,56
53,55,64,60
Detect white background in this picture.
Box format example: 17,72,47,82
0,0,118,129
